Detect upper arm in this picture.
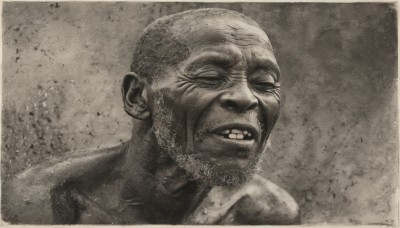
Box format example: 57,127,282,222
2,176,55,224
2,172,84,224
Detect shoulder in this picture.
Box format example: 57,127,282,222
236,175,300,224
246,175,299,214
1,143,128,224
186,175,300,225
11,143,127,185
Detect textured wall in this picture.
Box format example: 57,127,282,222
2,2,398,225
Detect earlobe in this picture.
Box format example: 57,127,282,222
121,72,151,120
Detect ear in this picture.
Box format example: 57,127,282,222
121,72,151,120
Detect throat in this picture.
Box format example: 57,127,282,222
120,136,211,223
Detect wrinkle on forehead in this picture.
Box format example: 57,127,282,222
172,17,273,53
181,45,243,71
224,24,272,50
179,43,279,75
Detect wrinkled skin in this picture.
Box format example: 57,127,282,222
2,12,298,225
146,17,280,187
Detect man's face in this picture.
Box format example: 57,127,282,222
147,16,280,187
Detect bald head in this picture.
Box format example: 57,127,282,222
130,8,267,83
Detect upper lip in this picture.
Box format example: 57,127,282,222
209,123,259,139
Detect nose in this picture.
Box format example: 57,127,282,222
220,83,258,112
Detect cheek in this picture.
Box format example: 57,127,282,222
257,94,280,133
151,86,219,152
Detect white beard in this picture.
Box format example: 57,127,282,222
151,93,266,188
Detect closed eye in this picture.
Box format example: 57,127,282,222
193,69,225,86
196,76,224,86
248,70,279,92
250,81,279,92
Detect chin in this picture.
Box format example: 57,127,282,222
209,167,256,188
173,152,260,188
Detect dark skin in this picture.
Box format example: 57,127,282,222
2,15,298,224
125,17,280,187
120,16,281,221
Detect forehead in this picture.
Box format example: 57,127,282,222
172,16,273,53
169,16,278,71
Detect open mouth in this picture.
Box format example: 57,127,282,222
217,128,254,140
210,123,258,142
199,123,259,159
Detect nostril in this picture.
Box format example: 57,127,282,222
221,98,258,112
247,102,257,110
223,100,237,110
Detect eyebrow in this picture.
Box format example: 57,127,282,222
183,50,281,80
184,51,240,72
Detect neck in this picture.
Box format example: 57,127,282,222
119,119,211,223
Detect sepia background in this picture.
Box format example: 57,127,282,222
2,2,398,225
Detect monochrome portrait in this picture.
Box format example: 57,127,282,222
1,2,398,225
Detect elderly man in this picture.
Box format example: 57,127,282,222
2,8,299,224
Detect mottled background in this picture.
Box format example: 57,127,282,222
2,2,398,225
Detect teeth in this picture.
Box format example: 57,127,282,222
221,129,253,139
228,133,246,140
231,129,242,134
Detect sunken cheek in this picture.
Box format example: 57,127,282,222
158,86,218,138
259,96,280,131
